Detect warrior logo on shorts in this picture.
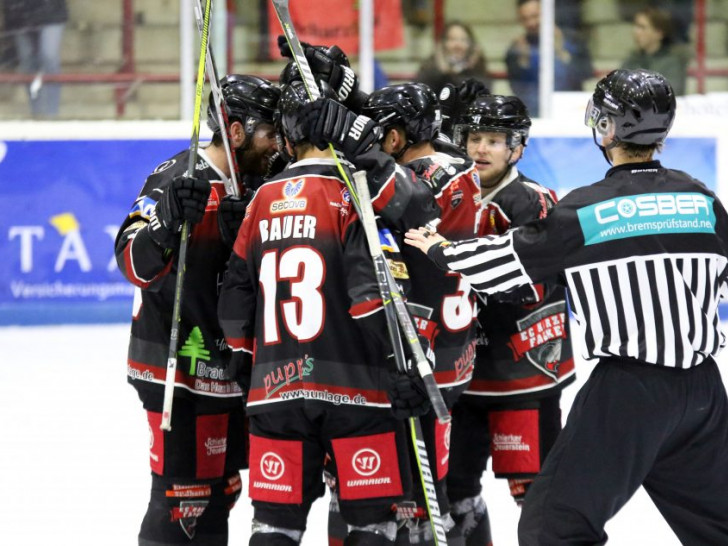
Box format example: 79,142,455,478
260,452,286,481
508,302,568,380
352,448,381,477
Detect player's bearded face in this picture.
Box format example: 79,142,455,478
237,122,278,176
467,131,518,189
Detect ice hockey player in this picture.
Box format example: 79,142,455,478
217,79,429,546
405,68,728,546
358,82,481,544
444,92,575,544
114,74,280,545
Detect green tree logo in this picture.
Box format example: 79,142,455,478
179,327,211,376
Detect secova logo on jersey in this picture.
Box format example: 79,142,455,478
576,192,716,245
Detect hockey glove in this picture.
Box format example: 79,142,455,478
149,175,210,249
218,189,253,248
387,369,431,420
439,78,490,137
277,35,366,111
304,98,382,162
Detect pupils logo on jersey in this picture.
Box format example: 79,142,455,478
271,179,307,213
577,192,716,245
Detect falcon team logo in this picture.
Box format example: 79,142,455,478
508,302,567,380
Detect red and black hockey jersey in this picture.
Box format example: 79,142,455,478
468,168,575,401
218,157,392,415
114,148,243,412
404,151,481,404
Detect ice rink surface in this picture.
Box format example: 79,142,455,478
3,321,726,545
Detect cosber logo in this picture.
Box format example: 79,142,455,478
352,448,381,476
260,452,285,481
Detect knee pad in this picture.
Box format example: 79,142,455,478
140,473,241,543
250,519,302,545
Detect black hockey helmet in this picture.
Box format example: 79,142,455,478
276,79,336,146
361,83,442,144
585,69,676,146
207,74,281,136
453,94,531,149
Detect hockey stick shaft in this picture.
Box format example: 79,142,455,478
193,0,241,197
353,173,449,545
161,0,213,432
272,0,449,425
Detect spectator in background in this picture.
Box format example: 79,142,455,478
505,0,593,116
617,0,693,45
622,6,690,95
416,21,492,96
2,0,67,118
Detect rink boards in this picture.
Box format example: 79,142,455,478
0,114,724,325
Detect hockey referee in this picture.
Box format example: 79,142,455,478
405,68,728,545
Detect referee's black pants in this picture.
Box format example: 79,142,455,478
518,356,728,546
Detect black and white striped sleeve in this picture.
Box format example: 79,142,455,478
428,214,569,295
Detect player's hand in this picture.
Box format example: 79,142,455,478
303,98,381,161
149,175,210,248
439,78,490,137
404,227,447,254
278,36,360,106
387,369,431,420
218,189,253,248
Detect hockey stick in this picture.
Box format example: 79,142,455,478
271,1,448,542
160,0,213,431
193,0,241,197
270,0,449,426
353,171,449,545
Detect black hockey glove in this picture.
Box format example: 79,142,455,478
303,98,381,162
148,175,211,249
439,78,491,137
277,35,366,111
387,369,431,420
218,189,253,248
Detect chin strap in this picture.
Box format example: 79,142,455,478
592,128,619,166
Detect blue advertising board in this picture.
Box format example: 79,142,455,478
0,136,718,325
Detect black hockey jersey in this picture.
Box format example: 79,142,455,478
470,168,575,400
430,161,728,369
114,148,243,412
218,158,392,414
404,151,481,403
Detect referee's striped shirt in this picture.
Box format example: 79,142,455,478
427,161,728,369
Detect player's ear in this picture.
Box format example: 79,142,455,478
230,121,246,149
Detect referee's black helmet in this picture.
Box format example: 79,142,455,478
361,82,442,143
585,69,676,146
207,75,280,136
454,94,531,149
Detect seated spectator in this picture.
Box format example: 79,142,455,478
505,0,593,116
621,6,690,95
617,0,692,45
416,21,492,96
